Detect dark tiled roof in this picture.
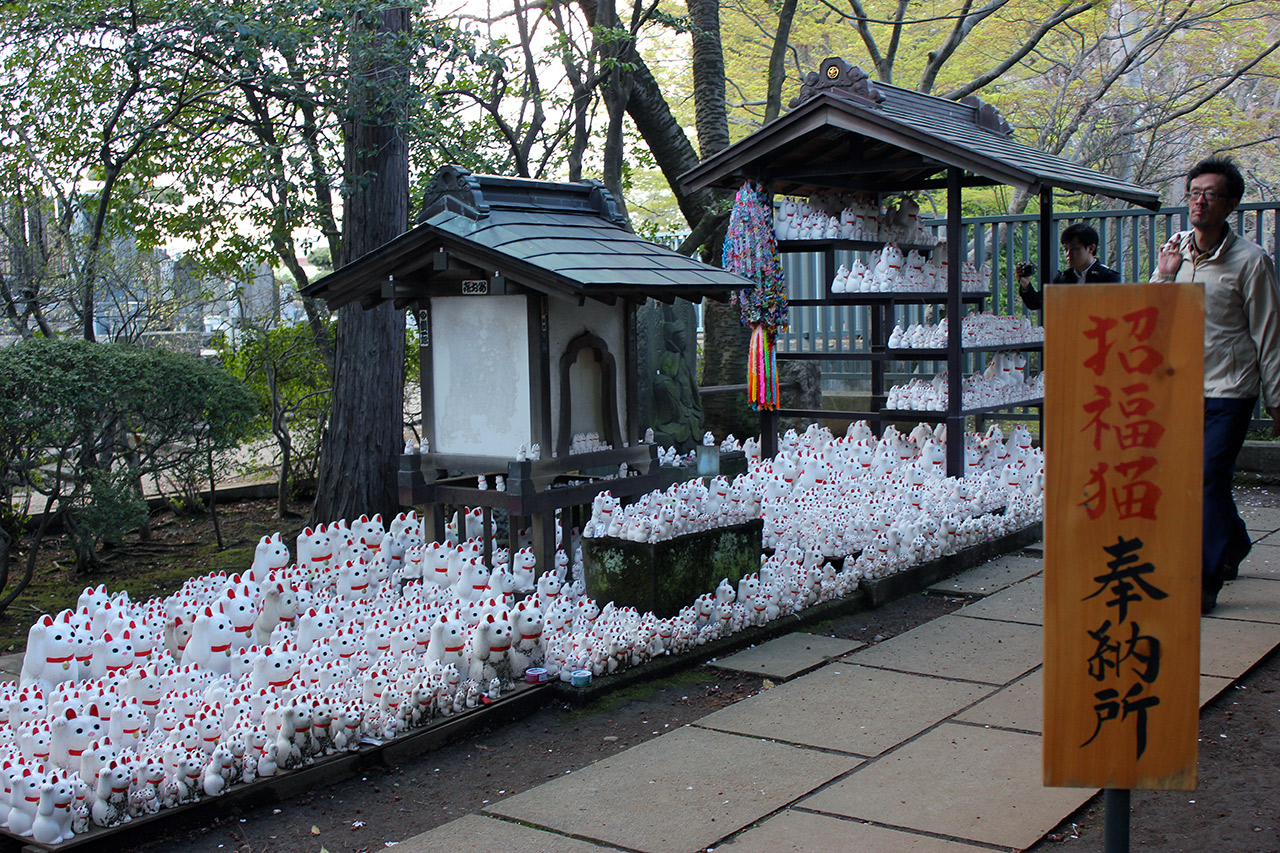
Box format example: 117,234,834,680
302,167,750,309
680,57,1161,209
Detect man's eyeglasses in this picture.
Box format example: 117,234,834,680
1188,189,1227,202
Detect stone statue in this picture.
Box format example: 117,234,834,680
638,299,703,451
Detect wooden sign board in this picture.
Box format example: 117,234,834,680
1043,282,1202,791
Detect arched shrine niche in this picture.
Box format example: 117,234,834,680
557,331,621,457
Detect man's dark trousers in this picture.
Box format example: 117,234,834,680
1203,397,1256,586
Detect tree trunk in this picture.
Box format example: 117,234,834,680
309,5,409,526
765,0,800,124
597,0,633,225
206,448,224,550
0,524,10,601
688,0,729,159
0,510,48,615
277,430,293,519
578,0,751,438
685,0,755,439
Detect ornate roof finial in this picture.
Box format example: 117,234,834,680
959,95,1014,137
789,57,884,109
417,165,488,223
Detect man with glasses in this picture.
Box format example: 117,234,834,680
1016,222,1122,310
1152,156,1280,613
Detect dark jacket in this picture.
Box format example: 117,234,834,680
1020,262,1122,310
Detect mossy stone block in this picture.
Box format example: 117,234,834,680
581,520,763,617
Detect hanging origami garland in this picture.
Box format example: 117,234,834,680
723,181,788,410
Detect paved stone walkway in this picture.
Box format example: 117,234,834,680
394,503,1280,853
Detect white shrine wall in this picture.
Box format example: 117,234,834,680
430,295,532,456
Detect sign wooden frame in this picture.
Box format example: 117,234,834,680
1043,282,1202,790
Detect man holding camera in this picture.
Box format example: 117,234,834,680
1016,222,1122,309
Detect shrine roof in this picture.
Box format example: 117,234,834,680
302,166,749,310
680,57,1161,209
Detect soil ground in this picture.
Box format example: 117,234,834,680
7,492,1280,852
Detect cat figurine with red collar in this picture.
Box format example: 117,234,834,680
180,606,235,676
30,769,75,845
48,706,101,773
90,758,131,827
20,613,80,692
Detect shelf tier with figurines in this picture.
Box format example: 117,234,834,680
789,293,987,307
876,399,1045,420
882,359,1044,412
774,190,938,246
886,312,1043,351
775,238,938,254
779,399,1045,425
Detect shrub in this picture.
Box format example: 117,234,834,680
0,338,256,592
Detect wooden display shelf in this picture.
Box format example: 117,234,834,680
883,341,1044,357
790,292,987,306
776,237,938,253
880,397,1044,419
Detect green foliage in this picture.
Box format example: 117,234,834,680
404,324,421,384
216,319,334,494
663,0,1280,204
0,0,511,331
0,337,257,568
306,245,332,270
73,468,149,550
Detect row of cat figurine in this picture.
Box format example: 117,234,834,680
775,194,937,247
829,244,990,294
748,422,1043,561
887,314,1044,349
884,367,1045,412
582,475,762,544
2,422,1047,845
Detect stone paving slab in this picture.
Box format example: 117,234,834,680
1237,542,1280,578
1200,675,1235,705
1239,504,1280,532
954,669,1042,732
1213,577,1280,623
696,664,993,757
485,725,860,853
1200,616,1280,679
799,722,1093,850
955,576,1043,625
0,653,21,684
394,814,612,852
717,808,991,852
954,671,1237,734
709,632,862,681
928,555,1042,596
847,614,1042,686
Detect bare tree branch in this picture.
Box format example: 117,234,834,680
940,2,1101,100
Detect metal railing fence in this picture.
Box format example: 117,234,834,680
774,202,1280,391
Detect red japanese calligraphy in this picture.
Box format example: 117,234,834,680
1078,307,1168,522
1082,308,1165,377
1078,458,1162,521
1080,384,1166,453
1083,316,1118,377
